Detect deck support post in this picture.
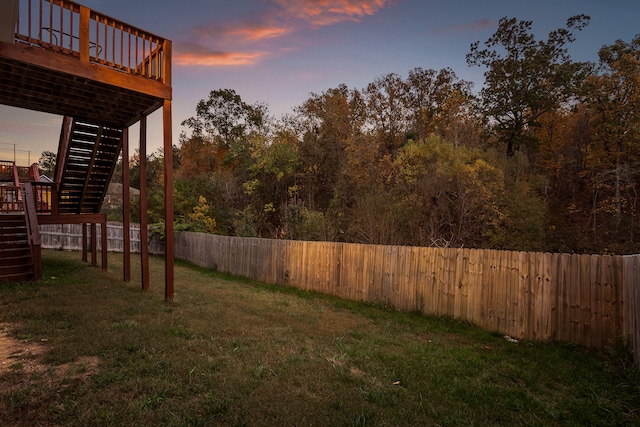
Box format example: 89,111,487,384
122,128,131,281
139,115,150,291
91,223,97,267
82,223,87,262
163,99,174,301
101,219,107,271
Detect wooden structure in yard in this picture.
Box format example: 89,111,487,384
0,0,175,299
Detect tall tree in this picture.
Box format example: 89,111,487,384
295,85,366,210
404,67,474,142
364,73,408,154
37,150,56,178
582,35,640,251
181,89,266,150
467,15,590,156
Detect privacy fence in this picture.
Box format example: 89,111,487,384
174,232,640,364
37,224,640,363
39,222,164,254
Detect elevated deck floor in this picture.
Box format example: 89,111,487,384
0,41,170,128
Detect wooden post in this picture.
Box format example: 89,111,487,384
139,115,150,291
79,6,90,63
162,40,172,86
82,223,87,262
91,223,97,267
0,0,18,44
122,128,131,281
101,219,107,271
163,99,174,301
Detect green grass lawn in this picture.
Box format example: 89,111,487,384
0,250,639,426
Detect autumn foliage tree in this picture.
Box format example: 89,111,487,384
467,15,590,156
115,16,640,255
581,35,640,251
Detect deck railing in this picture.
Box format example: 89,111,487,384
0,161,16,182
13,0,170,83
31,182,52,213
0,185,22,212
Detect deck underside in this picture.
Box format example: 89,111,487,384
0,42,168,127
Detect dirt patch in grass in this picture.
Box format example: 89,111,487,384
0,323,47,375
0,323,99,380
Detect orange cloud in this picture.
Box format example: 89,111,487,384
174,43,267,66
175,0,395,67
194,22,291,43
273,0,393,27
230,25,292,41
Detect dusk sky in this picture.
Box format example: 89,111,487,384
1,0,639,165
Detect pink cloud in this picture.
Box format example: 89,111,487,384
230,25,291,41
194,22,291,43
175,0,396,67
273,0,393,27
174,43,267,66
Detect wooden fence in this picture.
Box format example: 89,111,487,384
39,222,164,254
174,232,640,364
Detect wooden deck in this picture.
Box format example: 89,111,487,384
0,0,175,298
0,0,171,127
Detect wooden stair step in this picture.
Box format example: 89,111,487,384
0,221,28,229
0,263,33,276
0,233,28,242
0,247,31,257
0,240,30,249
0,255,32,267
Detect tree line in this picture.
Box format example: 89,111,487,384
82,15,639,254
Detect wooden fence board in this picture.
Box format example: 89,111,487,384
432,249,445,316
465,249,479,324
579,255,592,348
449,249,461,317
612,255,624,344
590,255,602,349
454,248,467,320
507,251,519,339
549,253,561,342
414,247,429,315
339,242,353,299
516,251,530,339
366,244,383,304
569,254,581,345
601,255,614,348
422,247,437,316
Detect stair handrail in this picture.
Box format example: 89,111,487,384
55,116,73,184
21,183,42,281
29,163,40,182
12,162,20,187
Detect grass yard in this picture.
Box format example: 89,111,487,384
0,250,639,426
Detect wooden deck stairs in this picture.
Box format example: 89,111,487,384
0,213,36,282
56,118,123,214
0,183,42,283
0,114,122,283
